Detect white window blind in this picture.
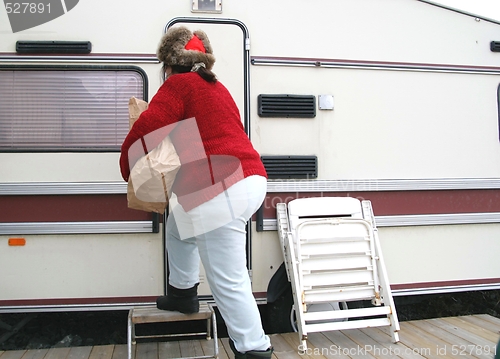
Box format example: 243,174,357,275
0,68,145,151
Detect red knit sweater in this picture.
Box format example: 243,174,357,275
120,72,267,211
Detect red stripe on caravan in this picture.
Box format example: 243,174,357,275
262,189,500,218
0,296,158,307
391,277,500,291
0,194,151,222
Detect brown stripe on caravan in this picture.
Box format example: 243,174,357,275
0,296,158,307
391,277,500,291
260,189,500,218
0,194,152,222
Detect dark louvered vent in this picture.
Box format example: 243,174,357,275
261,155,317,179
16,41,92,54
491,41,500,52
258,94,316,118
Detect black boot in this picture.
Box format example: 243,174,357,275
156,283,199,314
229,339,273,359
245,349,274,359
229,340,246,359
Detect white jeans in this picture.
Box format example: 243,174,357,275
166,175,271,353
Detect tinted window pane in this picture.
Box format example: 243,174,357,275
0,69,145,151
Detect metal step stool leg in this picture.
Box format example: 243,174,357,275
127,309,138,359
209,304,218,359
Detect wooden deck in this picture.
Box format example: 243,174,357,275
1,314,499,359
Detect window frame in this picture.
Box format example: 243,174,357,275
0,65,148,153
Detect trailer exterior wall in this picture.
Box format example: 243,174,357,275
1,0,500,310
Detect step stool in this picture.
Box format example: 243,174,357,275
127,303,218,359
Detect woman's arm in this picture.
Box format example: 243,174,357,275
119,83,184,181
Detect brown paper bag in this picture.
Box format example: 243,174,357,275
127,177,168,213
126,97,181,214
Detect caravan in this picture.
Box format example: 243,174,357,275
1,0,500,331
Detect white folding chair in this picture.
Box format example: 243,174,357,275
276,197,400,350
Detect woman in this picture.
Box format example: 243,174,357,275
119,26,273,359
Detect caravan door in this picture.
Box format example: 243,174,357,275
163,18,251,297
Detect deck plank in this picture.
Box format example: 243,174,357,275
135,342,157,359
88,345,114,359
218,338,234,359
459,315,500,335
322,329,378,359
441,316,500,343
67,346,92,359
340,328,400,359
110,345,127,359
43,348,71,359
0,351,26,359
179,340,204,358
269,334,303,359
476,314,500,327
305,332,351,359
19,349,49,359
359,327,425,359
199,338,218,358
427,317,496,350
158,341,180,359
390,322,454,358
280,332,326,359
406,320,467,358
412,319,491,359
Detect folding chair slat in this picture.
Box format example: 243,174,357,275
303,305,391,321
301,255,372,271
304,317,392,334
302,269,375,287
304,287,376,303
300,241,371,256
298,224,370,240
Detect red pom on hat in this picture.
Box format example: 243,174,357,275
184,34,206,53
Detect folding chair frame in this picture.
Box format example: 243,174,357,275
276,198,400,350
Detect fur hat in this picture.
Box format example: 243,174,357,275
157,26,215,70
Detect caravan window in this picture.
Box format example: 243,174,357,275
0,66,147,152
498,83,500,142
